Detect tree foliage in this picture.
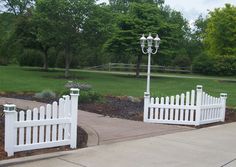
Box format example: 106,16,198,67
204,4,236,56
2,0,34,15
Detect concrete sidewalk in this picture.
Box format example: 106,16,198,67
0,97,193,146
1,122,236,167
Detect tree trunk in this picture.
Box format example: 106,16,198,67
43,48,49,71
136,54,142,78
65,43,71,78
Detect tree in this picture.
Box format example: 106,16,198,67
204,4,236,56
2,0,34,15
105,2,189,77
78,4,116,66
0,13,19,64
13,10,54,70
34,0,95,77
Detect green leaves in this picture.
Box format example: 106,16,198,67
204,4,236,56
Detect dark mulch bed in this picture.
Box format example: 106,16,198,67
79,96,144,121
0,105,88,160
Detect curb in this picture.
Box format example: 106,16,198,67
79,123,100,147
0,150,77,167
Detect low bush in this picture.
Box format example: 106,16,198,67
193,54,236,76
60,87,102,104
192,55,215,75
34,90,56,99
79,91,102,103
173,55,191,67
213,55,236,76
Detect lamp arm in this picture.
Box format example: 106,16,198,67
152,46,159,54
141,47,148,54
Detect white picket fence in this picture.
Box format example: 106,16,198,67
3,88,79,156
144,85,227,126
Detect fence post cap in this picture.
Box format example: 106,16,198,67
196,85,203,90
70,88,80,95
196,85,203,89
144,92,150,97
3,104,16,113
220,93,227,98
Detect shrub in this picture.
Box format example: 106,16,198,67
59,89,102,103
79,91,102,103
213,55,236,76
34,90,56,99
64,81,92,91
192,55,215,75
173,55,191,67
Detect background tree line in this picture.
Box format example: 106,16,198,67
0,0,235,77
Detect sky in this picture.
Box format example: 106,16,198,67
98,0,236,21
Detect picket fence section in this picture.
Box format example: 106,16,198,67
144,85,227,126
4,88,79,156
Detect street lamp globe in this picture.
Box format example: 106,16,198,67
147,33,153,47
140,34,146,48
154,34,161,48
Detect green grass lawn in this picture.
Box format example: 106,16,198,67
0,65,235,108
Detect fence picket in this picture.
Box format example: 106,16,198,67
180,94,185,121
155,97,159,119
64,96,70,140
217,98,221,118
206,95,211,119
39,106,45,143
213,97,216,119
165,96,169,120
19,111,25,145
52,102,58,141
46,104,52,142
175,95,180,120
150,98,154,119
185,92,190,121
190,90,195,121
170,96,174,120
26,110,32,144
209,96,213,119
33,108,38,144
160,97,164,120
58,98,64,140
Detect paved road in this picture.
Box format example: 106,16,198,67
0,97,193,146
1,122,235,167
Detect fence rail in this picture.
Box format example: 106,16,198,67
86,63,192,73
3,88,80,156
144,85,227,126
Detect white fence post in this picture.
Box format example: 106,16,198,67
195,85,203,126
220,93,227,122
144,92,150,122
3,104,17,156
70,88,80,148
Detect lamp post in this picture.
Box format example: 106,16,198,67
140,33,160,96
